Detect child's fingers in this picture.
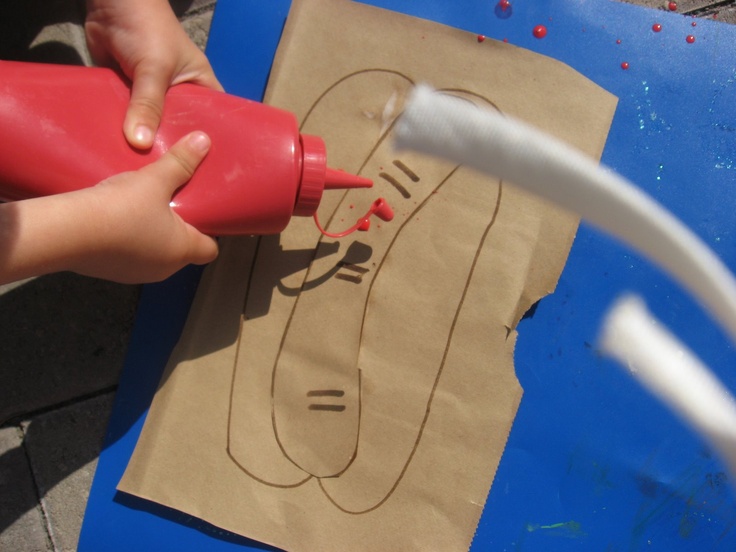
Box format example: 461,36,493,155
179,68,225,93
124,63,172,149
147,131,212,195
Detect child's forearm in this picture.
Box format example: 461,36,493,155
0,192,98,284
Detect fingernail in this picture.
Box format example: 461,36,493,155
189,131,211,153
134,125,154,146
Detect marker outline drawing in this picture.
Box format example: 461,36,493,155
227,69,506,513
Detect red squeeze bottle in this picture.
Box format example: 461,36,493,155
0,60,392,236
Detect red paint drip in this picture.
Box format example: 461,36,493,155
533,25,547,39
686,34,696,43
621,61,630,70
652,23,662,32
668,2,677,11
477,34,486,43
314,198,393,238
495,0,513,19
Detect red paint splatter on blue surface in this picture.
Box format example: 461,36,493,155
533,25,547,39
495,0,513,19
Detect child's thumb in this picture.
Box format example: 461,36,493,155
152,131,212,194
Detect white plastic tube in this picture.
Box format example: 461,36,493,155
394,85,736,346
601,295,736,478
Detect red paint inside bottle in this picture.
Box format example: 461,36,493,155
533,25,547,39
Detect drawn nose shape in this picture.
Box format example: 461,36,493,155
270,143,461,478
319,158,502,513
270,72,419,477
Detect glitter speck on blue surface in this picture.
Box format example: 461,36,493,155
634,81,672,134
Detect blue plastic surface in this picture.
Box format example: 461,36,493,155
79,1,736,550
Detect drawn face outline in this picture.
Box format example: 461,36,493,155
227,69,505,513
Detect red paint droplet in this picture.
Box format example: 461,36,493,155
349,204,355,209
668,1,677,11
621,61,630,70
691,21,697,27
495,0,513,19
503,37,509,43
616,38,622,44
652,23,662,32
686,34,695,43
533,25,547,39
477,34,486,43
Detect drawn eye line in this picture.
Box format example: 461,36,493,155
379,172,411,199
336,262,370,284
307,390,346,412
307,390,345,397
392,159,420,182
308,404,347,412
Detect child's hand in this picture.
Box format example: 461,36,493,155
0,132,218,285
69,131,219,283
85,0,223,149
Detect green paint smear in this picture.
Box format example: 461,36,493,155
526,520,586,538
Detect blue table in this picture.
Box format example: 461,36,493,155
79,1,736,550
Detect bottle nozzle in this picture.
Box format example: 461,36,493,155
324,167,373,190
295,134,375,217
297,134,390,238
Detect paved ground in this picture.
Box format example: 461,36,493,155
0,2,216,551
0,0,733,551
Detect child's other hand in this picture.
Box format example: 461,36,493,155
68,131,219,283
0,132,218,285
85,0,223,149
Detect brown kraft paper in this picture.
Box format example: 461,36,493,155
118,0,618,550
